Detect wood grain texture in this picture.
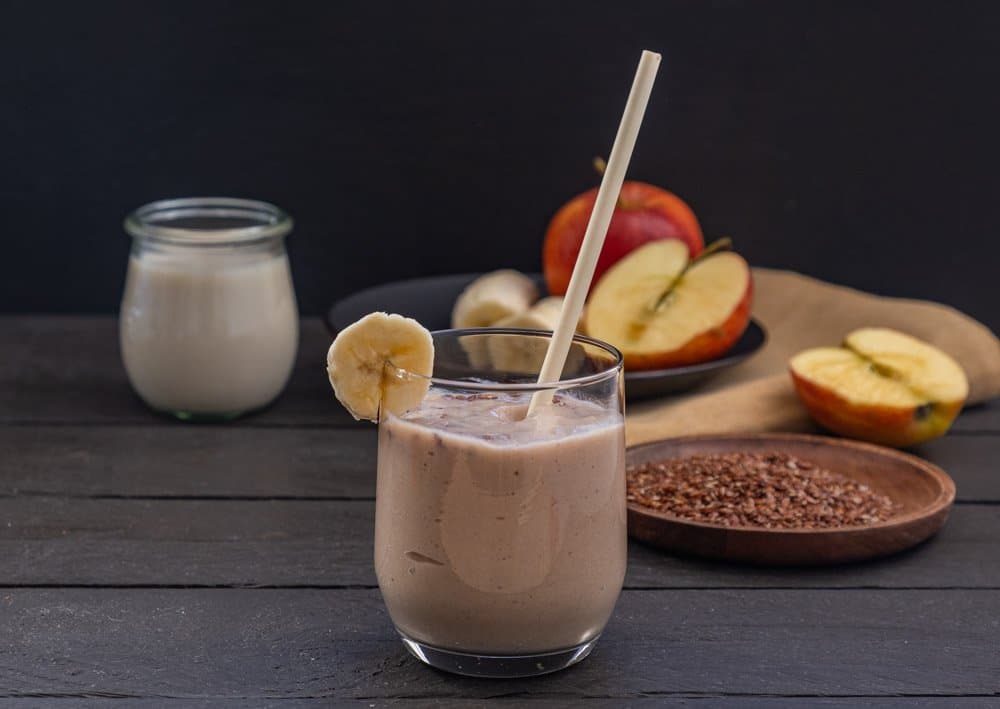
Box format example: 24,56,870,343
0,498,372,587
3,316,997,434
0,498,997,589
948,401,1000,432
1,588,998,699
0,317,353,427
2,315,997,702
0,425,996,502
0,700,996,708
0,426,377,499
626,502,1000,589
912,435,1000,501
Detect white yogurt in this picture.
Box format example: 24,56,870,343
120,247,298,417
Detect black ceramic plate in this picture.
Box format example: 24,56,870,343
326,274,766,400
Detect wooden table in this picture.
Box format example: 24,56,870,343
3,317,997,707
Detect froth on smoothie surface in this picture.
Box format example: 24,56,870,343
392,388,622,446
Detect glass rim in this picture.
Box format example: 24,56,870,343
390,327,624,392
124,197,293,247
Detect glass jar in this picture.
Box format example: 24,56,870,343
120,197,298,421
375,328,626,677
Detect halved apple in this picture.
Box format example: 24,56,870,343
789,328,968,447
584,239,752,369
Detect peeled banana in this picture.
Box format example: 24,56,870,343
451,270,539,329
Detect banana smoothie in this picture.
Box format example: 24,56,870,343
375,388,627,655
327,318,625,675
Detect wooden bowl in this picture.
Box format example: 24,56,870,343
626,433,956,565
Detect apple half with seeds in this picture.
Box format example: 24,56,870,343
584,238,753,370
789,328,969,447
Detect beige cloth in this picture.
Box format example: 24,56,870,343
625,268,1000,446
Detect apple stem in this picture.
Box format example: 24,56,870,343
650,237,734,312
593,157,626,209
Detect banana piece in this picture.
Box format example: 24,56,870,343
488,297,586,375
326,312,434,422
493,296,563,331
458,333,493,370
451,270,539,329
491,296,588,332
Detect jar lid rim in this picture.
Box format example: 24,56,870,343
124,197,292,246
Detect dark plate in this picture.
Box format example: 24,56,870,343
326,273,766,400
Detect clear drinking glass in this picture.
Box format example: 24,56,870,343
120,197,298,421
375,328,626,678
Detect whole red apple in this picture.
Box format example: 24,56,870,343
542,180,704,296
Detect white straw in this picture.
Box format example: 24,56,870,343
528,50,661,415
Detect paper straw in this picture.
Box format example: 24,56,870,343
528,49,661,414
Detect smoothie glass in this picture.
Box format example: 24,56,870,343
375,328,626,678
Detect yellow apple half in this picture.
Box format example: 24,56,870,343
584,239,753,370
789,328,969,447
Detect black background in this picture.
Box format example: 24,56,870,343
4,1,999,332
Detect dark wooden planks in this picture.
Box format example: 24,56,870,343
913,435,1000,501
1,588,998,699
2,315,997,704
4,315,997,434
0,700,997,708
395,702,1000,709
0,498,372,587
379,701,1000,708
0,316,354,427
0,703,329,708
950,401,1000,433
0,426,377,499
0,704,329,708
1,498,997,589
626,503,1000,589
2,426,999,502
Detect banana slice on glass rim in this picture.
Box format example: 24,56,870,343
326,312,434,422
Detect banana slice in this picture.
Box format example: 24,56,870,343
458,333,493,370
488,298,586,375
326,312,434,422
464,298,562,373
493,296,563,331
451,270,539,329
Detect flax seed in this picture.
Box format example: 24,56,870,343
627,452,896,529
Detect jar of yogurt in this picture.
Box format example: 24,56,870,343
120,197,298,421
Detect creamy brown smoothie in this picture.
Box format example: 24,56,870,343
375,388,626,654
